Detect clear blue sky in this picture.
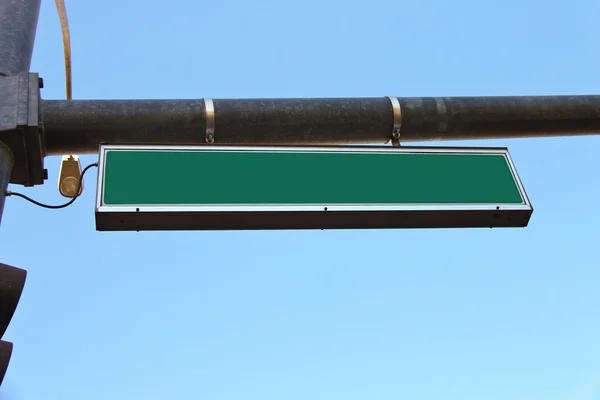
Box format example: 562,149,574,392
1,0,600,399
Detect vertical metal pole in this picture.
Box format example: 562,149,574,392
0,145,12,226
0,0,41,224
0,0,41,76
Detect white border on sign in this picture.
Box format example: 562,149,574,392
95,145,533,214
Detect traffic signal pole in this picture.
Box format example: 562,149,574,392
0,0,41,223
0,144,11,227
0,0,39,385
0,0,39,76
42,95,600,155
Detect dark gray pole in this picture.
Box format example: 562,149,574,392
0,0,39,384
0,0,41,77
0,145,12,226
42,95,600,155
0,0,41,224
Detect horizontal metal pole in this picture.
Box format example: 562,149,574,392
42,95,600,155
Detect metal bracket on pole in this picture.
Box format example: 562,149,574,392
204,98,215,144
386,96,402,147
0,72,44,186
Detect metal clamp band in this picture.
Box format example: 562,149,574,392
204,98,215,144
386,96,401,146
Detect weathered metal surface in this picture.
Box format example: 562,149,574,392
43,95,600,155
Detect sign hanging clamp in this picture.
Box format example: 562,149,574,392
204,98,215,144
386,96,402,147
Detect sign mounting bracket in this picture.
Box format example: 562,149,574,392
386,96,402,147
204,98,215,144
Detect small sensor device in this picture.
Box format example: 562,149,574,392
58,155,83,198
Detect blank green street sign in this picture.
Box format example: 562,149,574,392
95,145,533,231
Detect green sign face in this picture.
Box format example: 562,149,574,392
95,145,532,231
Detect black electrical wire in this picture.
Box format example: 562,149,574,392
6,163,98,209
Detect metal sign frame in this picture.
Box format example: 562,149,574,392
95,144,533,231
